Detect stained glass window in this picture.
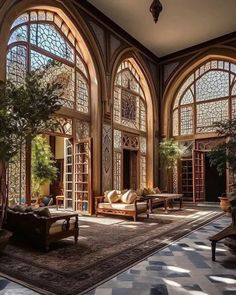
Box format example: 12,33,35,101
114,60,146,132
7,10,90,113
7,10,92,204
173,59,236,136
113,59,148,189
180,106,193,135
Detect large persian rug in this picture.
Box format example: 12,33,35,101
0,206,222,295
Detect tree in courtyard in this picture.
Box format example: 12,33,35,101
159,139,182,191
0,70,62,229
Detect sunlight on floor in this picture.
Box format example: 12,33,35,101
166,265,190,273
209,276,236,284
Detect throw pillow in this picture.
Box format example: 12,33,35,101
34,207,51,217
104,191,110,202
107,190,120,203
136,188,143,197
11,205,26,212
142,187,150,196
121,190,138,204
153,186,161,193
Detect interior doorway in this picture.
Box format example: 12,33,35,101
123,149,138,190
205,153,226,202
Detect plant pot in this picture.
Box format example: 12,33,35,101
0,229,12,253
218,196,230,212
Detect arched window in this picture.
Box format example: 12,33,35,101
114,60,146,131
172,59,236,136
113,60,147,190
7,10,90,113
7,10,93,214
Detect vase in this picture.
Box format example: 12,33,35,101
218,196,230,212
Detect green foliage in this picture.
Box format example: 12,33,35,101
0,71,62,164
159,139,181,169
31,135,58,197
0,70,62,228
209,119,236,212
209,119,236,175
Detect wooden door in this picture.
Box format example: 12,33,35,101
192,150,205,202
64,139,73,210
74,138,92,215
130,151,138,190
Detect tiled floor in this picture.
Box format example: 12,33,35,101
87,216,236,295
0,215,235,295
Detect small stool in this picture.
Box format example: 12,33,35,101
56,195,65,210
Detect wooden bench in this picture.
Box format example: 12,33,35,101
95,196,149,222
209,225,236,261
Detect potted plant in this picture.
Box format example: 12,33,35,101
32,135,58,198
159,138,182,192
209,118,236,217
208,119,236,254
0,70,62,252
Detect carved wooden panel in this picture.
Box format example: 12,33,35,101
102,123,112,192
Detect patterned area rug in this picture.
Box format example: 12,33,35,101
0,207,223,295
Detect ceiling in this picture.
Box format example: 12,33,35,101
88,0,236,57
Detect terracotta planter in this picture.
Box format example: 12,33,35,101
218,196,230,212
0,229,12,253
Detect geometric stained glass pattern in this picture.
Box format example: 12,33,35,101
180,106,193,135
6,45,27,86
114,60,146,132
8,10,90,114
196,70,229,101
173,59,236,136
30,24,74,62
173,109,179,136
196,100,228,133
140,155,146,188
76,120,90,140
54,117,73,136
232,98,236,119
114,129,122,151
140,136,147,155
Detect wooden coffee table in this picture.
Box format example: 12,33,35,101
146,193,183,213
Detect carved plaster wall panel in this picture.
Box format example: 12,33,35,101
102,123,112,191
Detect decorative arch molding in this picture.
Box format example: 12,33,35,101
110,49,158,188
0,0,107,196
162,47,236,138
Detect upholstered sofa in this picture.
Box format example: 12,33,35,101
5,206,79,250
95,190,149,221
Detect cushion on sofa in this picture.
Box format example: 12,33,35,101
121,190,137,204
10,205,26,212
153,187,161,193
98,202,147,211
136,188,143,197
107,190,120,203
34,207,51,217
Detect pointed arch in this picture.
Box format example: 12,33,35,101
111,50,157,189
162,47,236,138
0,0,107,212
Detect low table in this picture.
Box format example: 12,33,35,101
146,193,183,213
